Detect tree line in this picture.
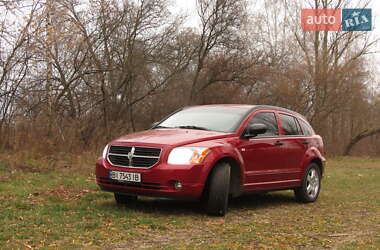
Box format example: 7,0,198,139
0,0,379,156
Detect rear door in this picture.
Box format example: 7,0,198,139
277,113,308,181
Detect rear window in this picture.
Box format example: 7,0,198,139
279,113,301,136
298,119,314,136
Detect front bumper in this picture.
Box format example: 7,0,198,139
95,158,207,199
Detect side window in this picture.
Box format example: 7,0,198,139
248,112,279,137
279,113,300,136
294,117,302,135
298,119,313,136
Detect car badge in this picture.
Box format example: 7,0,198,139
127,146,135,166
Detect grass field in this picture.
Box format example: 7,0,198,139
0,153,379,249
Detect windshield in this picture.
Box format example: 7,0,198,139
155,106,252,133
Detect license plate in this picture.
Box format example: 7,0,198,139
109,171,141,183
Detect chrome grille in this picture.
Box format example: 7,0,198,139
107,145,161,168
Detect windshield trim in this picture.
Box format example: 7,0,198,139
230,107,256,132
151,107,184,129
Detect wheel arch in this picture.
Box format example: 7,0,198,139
302,146,325,178
309,157,324,177
203,156,243,198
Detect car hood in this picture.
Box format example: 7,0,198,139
112,128,232,147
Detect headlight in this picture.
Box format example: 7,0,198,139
102,145,109,159
167,147,210,165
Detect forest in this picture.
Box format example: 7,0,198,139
0,0,379,156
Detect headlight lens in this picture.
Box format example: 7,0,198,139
102,145,108,159
168,147,210,165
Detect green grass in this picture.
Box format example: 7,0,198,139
0,155,379,249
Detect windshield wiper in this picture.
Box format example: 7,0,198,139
176,125,209,131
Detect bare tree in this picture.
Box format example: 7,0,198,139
65,0,191,134
290,0,378,126
344,127,380,155
0,0,379,156
188,0,247,103
0,1,40,147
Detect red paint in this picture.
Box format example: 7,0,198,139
113,129,232,146
96,105,325,200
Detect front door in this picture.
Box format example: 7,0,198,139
237,111,285,190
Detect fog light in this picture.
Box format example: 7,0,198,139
174,181,182,190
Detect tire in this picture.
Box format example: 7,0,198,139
294,163,321,203
114,193,137,204
205,162,231,216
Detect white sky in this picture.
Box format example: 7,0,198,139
173,0,380,33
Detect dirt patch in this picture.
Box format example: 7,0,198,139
12,163,47,173
327,231,378,249
44,186,95,200
0,176,10,182
112,227,209,249
26,186,96,204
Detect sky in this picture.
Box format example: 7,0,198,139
173,0,380,34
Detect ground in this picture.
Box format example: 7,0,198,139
0,154,379,249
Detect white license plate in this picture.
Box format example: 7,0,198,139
109,171,141,183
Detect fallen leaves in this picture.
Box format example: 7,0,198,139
1,157,379,249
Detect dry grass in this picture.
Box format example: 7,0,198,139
0,154,379,249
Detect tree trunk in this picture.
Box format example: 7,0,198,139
343,128,380,155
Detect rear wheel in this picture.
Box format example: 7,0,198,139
114,193,137,204
205,162,231,216
294,163,321,202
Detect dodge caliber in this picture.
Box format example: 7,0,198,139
96,105,325,216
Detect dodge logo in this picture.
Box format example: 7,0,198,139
127,146,135,166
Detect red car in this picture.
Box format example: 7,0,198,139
96,105,325,216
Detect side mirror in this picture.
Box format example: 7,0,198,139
245,123,267,138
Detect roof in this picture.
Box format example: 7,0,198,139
252,105,307,120
187,104,307,121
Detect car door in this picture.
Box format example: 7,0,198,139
237,111,286,190
277,113,308,181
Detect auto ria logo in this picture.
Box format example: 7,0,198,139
301,8,372,31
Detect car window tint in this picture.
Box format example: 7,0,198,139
248,112,279,136
158,106,252,133
294,117,302,135
299,119,313,136
279,114,300,135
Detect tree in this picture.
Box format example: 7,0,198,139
344,127,380,155
290,0,378,128
0,1,39,147
188,0,247,103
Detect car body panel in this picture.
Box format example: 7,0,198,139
113,128,233,147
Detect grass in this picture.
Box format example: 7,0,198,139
0,153,379,249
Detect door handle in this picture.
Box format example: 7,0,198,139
273,141,284,146
302,141,310,145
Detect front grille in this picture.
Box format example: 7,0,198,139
107,145,161,168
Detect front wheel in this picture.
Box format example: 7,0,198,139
294,163,321,203
114,193,137,204
205,162,231,216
